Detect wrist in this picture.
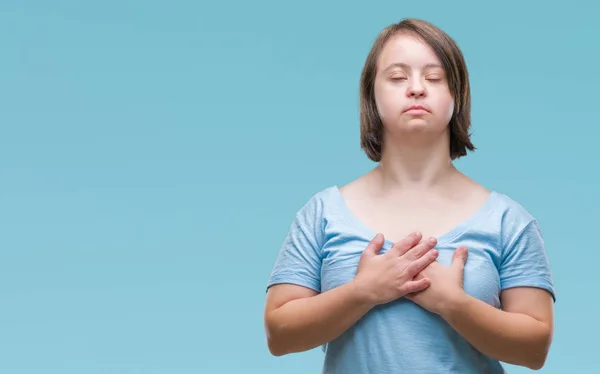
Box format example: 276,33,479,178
439,290,469,319
348,280,377,309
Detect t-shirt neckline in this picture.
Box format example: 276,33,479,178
330,185,498,248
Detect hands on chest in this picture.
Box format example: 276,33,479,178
351,231,468,315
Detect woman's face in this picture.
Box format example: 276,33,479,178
374,33,455,139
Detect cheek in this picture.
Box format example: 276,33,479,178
375,95,390,121
375,96,386,120
445,100,455,122
375,89,402,122
432,92,454,124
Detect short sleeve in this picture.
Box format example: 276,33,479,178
500,220,556,302
266,202,324,293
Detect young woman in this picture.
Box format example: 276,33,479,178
264,18,555,373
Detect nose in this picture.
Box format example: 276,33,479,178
407,79,426,98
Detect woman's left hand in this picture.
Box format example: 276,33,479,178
405,246,469,316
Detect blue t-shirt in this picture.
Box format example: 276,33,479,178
266,186,555,374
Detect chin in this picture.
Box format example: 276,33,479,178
399,118,431,132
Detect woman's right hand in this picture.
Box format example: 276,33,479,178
352,232,439,306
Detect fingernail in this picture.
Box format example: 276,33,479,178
429,237,436,244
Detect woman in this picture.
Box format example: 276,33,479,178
264,18,555,373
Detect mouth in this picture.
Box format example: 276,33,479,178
404,105,430,115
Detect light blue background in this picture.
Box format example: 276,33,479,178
1,1,597,373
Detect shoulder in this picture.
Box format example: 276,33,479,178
488,191,540,248
284,186,343,250
303,174,374,223
291,185,342,228
296,186,338,214
491,191,536,223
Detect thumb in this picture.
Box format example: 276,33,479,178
363,233,385,257
452,246,468,271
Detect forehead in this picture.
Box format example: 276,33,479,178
377,33,442,71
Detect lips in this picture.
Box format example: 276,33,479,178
404,105,430,113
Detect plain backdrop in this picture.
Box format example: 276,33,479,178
1,1,598,373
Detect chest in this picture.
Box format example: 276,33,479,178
345,196,485,243
320,235,503,308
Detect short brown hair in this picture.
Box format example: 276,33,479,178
359,18,475,162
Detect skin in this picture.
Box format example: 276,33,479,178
264,32,554,370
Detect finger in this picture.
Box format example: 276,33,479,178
400,278,431,295
452,246,468,271
390,232,422,256
362,233,385,257
404,249,438,277
402,236,437,261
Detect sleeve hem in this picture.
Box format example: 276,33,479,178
266,274,321,293
501,275,556,302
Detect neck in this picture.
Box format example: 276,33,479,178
374,131,457,192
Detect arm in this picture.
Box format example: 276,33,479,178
441,286,554,370
407,233,555,370
265,232,438,356
264,282,374,356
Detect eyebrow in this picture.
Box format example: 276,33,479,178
383,62,443,72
